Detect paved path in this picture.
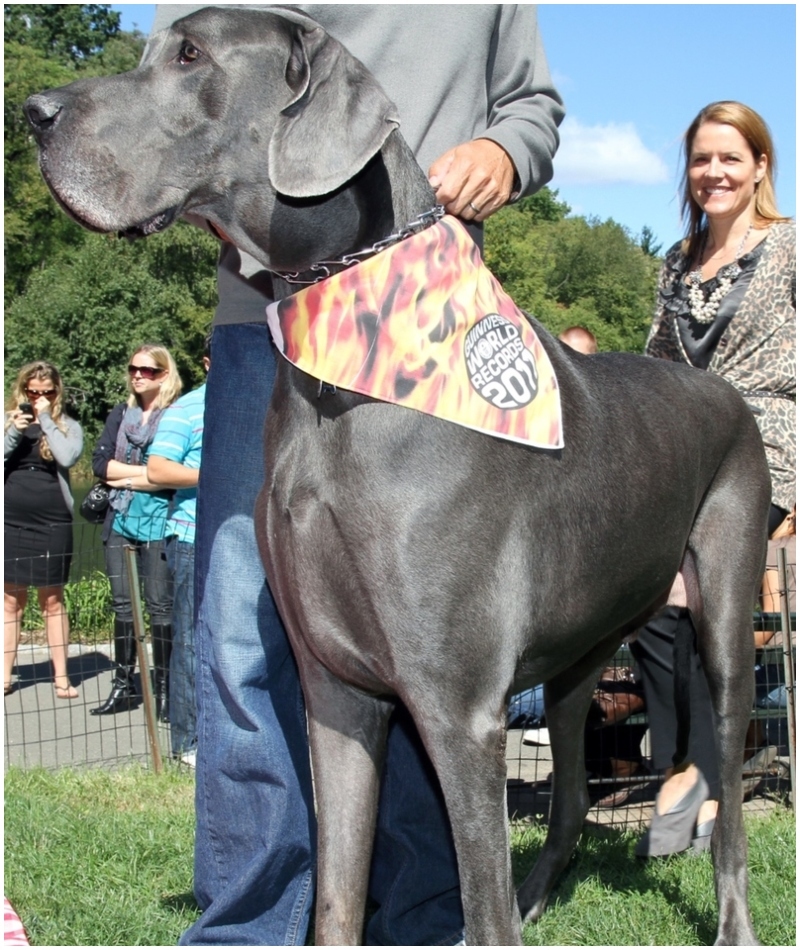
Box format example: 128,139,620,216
4,640,168,770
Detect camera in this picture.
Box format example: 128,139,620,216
18,402,33,416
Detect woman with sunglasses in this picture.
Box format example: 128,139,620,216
4,360,83,698
90,344,182,717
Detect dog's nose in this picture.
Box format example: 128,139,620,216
24,94,63,135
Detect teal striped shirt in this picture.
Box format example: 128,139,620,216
149,384,206,544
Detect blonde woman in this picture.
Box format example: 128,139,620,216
90,344,182,717
4,361,83,698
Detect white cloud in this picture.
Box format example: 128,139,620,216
554,117,670,185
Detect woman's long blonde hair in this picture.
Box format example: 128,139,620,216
680,101,791,259
4,360,68,461
126,343,183,409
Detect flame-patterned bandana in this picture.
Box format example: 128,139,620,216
266,215,563,449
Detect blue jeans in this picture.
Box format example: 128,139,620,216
507,685,545,729
181,323,462,946
168,538,197,757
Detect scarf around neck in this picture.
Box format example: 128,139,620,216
266,216,563,449
109,404,165,514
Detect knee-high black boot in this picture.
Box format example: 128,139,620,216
91,619,138,715
151,623,172,723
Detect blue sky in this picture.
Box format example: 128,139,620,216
113,3,795,251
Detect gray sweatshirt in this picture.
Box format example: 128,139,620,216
151,4,565,323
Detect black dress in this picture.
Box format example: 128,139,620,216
4,425,73,588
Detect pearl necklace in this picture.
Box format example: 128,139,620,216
687,225,752,324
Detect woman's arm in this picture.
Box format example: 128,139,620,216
4,420,23,460
38,413,83,467
106,459,147,481
754,569,781,648
105,462,163,492
147,455,200,489
92,404,125,479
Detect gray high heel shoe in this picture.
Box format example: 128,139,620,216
635,771,709,858
691,817,715,853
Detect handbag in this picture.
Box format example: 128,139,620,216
79,481,111,524
587,666,645,729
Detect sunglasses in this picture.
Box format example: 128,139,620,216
128,364,165,380
25,387,57,397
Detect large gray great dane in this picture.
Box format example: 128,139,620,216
25,7,769,945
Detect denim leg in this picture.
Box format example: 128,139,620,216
507,684,545,728
168,539,197,757
180,324,315,946
367,705,464,946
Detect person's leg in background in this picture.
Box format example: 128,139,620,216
4,583,26,693
631,607,720,854
91,531,139,715
38,584,78,698
140,539,173,722
167,537,197,759
180,323,316,946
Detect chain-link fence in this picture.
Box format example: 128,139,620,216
5,521,795,829
507,548,796,827
4,520,192,771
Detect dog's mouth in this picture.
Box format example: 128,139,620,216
118,206,181,240
47,180,181,240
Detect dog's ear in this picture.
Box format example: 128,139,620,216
268,24,400,198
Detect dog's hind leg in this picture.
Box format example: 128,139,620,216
687,488,766,945
517,645,615,924
300,656,394,945
693,591,762,946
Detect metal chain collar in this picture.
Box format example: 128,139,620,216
275,205,445,286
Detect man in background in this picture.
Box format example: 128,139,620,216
147,337,209,765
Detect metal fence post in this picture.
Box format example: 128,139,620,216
776,545,795,807
124,544,163,774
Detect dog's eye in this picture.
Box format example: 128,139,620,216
178,42,201,65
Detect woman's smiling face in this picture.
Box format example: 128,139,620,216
688,122,767,224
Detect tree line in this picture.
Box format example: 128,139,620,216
4,4,664,447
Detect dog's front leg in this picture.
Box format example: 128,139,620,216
411,704,522,945
301,656,394,945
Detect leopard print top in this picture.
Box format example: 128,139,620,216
646,221,795,511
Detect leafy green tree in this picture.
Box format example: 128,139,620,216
3,5,121,64
486,193,661,353
5,225,219,442
4,6,145,301
4,40,84,300
506,188,572,224
638,224,663,258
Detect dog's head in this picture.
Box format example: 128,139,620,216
24,7,402,269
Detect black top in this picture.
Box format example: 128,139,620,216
661,241,766,370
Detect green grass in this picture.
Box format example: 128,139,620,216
4,766,796,946
4,766,199,946
513,811,796,946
